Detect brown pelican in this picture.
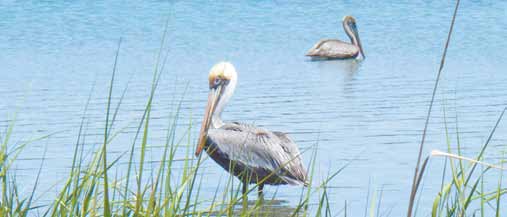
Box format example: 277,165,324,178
195,62,308,197
306,16,365,60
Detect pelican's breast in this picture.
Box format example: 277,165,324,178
306,39,359,59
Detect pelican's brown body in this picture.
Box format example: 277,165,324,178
204,122,307,187
306,39,360,59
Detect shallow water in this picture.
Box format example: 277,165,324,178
1,0,507,215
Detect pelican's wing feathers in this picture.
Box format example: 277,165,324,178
206,123,307,185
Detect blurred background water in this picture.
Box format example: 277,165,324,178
0,0,506,215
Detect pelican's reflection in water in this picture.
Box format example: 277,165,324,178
237,199,297,217
314,59,361,81
203,199,297,216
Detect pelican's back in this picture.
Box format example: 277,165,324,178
204,122,308,186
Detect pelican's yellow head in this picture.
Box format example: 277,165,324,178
208,62,237,89
196,62,238,156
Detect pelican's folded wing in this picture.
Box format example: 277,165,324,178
206,123,307,185
307,39,358,58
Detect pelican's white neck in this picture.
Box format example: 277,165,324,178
211,70,237,129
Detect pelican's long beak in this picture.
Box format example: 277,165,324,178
195,86,222,156
352,24,365,59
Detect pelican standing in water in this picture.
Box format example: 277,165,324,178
306,16,365,60
196,62,308,198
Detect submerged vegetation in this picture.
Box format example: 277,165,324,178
1,0,506,216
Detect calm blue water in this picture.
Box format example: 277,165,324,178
1,0,507,215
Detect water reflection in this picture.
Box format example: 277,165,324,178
314,59,361,79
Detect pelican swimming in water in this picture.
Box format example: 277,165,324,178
196,62,308,197
306,16,365,60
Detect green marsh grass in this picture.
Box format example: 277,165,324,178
406,0,507,216
427,108,507,217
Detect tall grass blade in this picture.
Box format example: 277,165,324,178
101,38,122,217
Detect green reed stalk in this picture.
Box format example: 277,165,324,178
407,0,461,216
102,38,122,217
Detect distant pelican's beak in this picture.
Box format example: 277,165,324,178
351,23,365,59
196,85,222,156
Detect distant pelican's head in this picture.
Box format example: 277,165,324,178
196,62,238,156
342,15,365,59
343,15,356,25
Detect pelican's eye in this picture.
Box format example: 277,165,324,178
214,78,221,86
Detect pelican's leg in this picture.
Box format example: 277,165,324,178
242,179,247,195
258,183,264,198
242,179,248,209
